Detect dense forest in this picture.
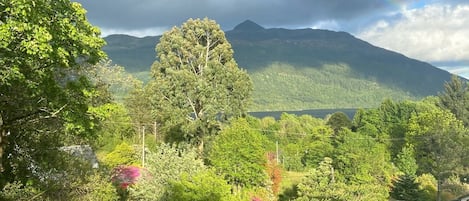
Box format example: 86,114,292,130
1,1,469,201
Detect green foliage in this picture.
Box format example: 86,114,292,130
89,103,134,147
131,71,152,84
278,172,302,201
352,108,382,138
128,143,205,200
69,171,119,201
440,175,469,201
282,143,304,171
164,169,235,201
88,60,143,103
269,114,333,171
378,100,419,158
406,107,466,179
131,66,420,111
103,142,139,168
352,99,435,164
0,181,39,201
148,18,253,145
438,75,469,127
278,113,312,143
0,0,105,188
124,78,154,141
249,62,420,110
208,118,269,188
266,152,283,196
415,173,437,201
239,186,276,201
296,157,390,201
295,157,344,200
0,153,110,200
333,130,393,197
340,183,390,201
301,128,334,169
326,111,352,134
3,167,119,201
391,174,425,201
103,25,452,111
395,144,418,176
257,113,333,172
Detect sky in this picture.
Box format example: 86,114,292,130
74,0,469,78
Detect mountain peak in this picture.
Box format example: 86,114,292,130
233,20,265,31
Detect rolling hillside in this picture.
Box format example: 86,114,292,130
103,20,453,110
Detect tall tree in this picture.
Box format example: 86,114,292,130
208,118,269,191
395,144,418,176
391,144,424,201
390,174,425,201
406,107,467,201
148,18,253,146
438,75,469,127
296,157,345,201
125,79,153,139
333,130,393,199
0,0,105,189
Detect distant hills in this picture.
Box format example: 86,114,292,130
103,20,453,110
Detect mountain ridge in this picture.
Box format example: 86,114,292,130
233,20,265,31
102,20,453,109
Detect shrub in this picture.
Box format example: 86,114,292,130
164,169,235,201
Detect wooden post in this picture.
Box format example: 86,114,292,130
154,121,157,142
142,126,145,168
276,141,279,163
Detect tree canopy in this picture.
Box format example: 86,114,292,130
0,0,105,189
208,118,269,189
148,18,253,145
438,75,469,127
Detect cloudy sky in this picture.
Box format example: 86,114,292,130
74,0,469,77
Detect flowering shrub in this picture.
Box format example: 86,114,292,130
266,152,282,195
126,143,205,200
251,196,262,201
111,165,141,190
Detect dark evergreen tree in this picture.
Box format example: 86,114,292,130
438,75,469,127
391,174,424,201
326,112,352,134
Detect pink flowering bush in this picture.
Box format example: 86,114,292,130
251,196,262,201
111,165,141,190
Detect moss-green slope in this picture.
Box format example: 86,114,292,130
249,62,418,111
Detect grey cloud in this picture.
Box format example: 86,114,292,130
74,0,398,32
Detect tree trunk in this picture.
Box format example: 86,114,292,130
198,138,204,155
437,178,441,201
0,115,4,173
0,129,3,173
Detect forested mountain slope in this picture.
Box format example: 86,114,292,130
103,20,453,110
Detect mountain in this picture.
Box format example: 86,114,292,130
102,20,453,110
232,19,265,31
102,34,158,72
